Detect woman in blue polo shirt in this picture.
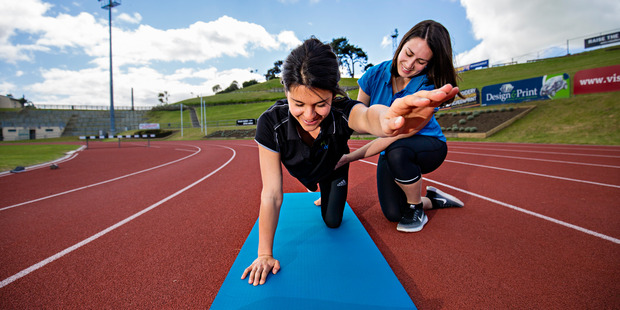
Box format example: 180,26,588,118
241,38,458,286
354,20,465,233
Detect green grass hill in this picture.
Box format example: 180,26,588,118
1,47,618,171
152,45,619,145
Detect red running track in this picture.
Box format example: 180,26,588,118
0,140,618,309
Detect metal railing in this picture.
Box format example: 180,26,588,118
32,104,151,111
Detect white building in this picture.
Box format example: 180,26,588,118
0,95,24,109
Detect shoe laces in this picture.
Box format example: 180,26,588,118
411,205,424,219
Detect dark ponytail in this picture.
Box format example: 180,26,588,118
281,37,347,98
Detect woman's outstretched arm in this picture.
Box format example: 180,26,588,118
241,145,283,286
348,84,458,137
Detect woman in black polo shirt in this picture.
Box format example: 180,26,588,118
242,38,458,286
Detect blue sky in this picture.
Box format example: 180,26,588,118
1,0,618,107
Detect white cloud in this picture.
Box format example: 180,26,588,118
0,1,300,107
36,12,106,52
0,81,16,94
117,12,142,24
0,0,53,62
380,36,391,49
27,65,265,107
456,0,620,66
276,31,303,50
3,9,299,68
107,16,299,66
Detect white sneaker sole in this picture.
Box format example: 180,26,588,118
396,216,428,233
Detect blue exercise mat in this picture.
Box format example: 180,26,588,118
210,192,416,310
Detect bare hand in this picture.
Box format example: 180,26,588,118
334,154,350,170
382,84,459,135
241,255,281,286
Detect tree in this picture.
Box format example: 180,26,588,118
242,79,259,88
219,80,240,94
212,84,221,93
158,91,170,104
265,60,283,80
16,95,27,105
330,37,368,78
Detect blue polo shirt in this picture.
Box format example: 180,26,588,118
358,60,446,142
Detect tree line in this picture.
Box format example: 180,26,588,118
212,36,371,93
159,36,370,101
264,37,371,80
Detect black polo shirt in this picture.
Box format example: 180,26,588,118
255,97,362,191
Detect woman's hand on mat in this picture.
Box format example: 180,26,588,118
241,255,281,286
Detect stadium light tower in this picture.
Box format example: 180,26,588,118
99,0,121,134
391,29,399,55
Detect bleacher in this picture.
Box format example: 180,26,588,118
0,109,149,140
60,110,149,136
0,109,71,128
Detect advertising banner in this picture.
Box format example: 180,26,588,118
573,65,620,95
442,88,479,109
584,32,620,48
481,73,570,106
456,60,489,73
139,123,160,130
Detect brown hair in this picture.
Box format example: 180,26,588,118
281,37,347,98
391,20,459,93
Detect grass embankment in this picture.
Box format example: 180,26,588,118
450,46,620,144
158,46,619,145
1,47,618,170
147,77,361,139
0,144,80,172
448,91,619,144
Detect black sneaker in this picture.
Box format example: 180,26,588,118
426,186,464,209
397,205,428,232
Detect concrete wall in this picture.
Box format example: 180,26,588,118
2,126,64,141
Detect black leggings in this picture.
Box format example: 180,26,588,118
376,135,447,222
318,164,349,228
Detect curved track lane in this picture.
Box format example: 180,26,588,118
0,140,618,309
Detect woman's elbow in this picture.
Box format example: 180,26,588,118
261,190,283,208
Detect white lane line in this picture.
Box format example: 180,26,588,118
450,151,620,169
448,142,620,153
448,146,620,158
445,160,620,189
0,146,236,289
424,178,620,245
0,145,202,212
357,159,620,244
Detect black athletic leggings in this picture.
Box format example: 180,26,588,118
318,163,349,228
376,135,447,222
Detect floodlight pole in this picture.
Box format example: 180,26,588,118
202,95,207,136
100,0,121,134
391,29,399,55
180,103,184,137
200,94,207,136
